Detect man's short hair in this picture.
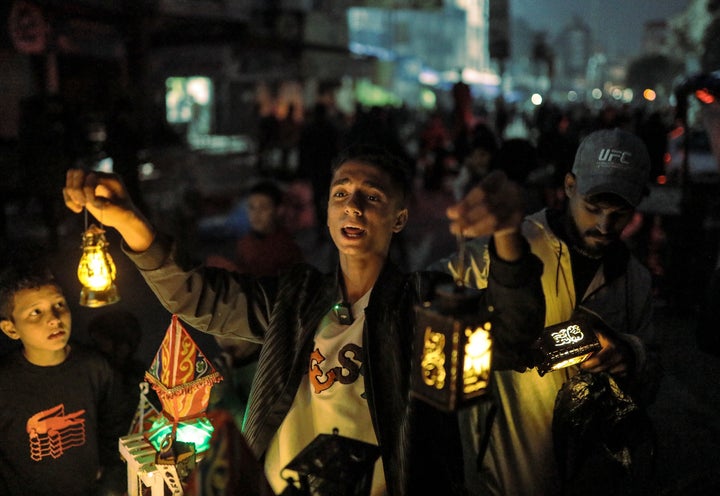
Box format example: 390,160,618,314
331,144,412,206
248,180,284,206
0,262,59,321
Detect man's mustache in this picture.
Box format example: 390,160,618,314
584,230,616,241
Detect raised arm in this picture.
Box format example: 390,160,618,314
438,170,545,370
446,170,525,262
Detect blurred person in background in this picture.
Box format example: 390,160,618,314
452,123,499,201
205,179,304,426
206,180,304,277
297,102,342,241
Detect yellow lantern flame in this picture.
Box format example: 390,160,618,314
77,224,120,307
77,227,116,290
463,323,492,394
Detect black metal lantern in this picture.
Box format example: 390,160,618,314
533,307,603,377
411,283,494,412
280,429,380,496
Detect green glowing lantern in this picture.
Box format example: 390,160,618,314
144,315,223,455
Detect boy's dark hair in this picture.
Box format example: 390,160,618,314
331,144,412,206
248,180,284,206
0,262,59,321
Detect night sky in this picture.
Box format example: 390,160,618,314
512,0,691,57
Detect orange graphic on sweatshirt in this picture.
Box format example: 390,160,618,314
26,404,86,461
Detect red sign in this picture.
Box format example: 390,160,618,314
8,1,48,54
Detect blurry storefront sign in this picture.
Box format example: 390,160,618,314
346,1,443,8
8,0,48,54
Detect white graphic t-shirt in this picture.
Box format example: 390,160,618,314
264,290,386,495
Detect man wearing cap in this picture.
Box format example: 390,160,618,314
431,127,660,495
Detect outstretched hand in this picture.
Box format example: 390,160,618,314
446,170,525,238
63,169,135,225
580,331,633,377
63,169,155,251
446,170,526,262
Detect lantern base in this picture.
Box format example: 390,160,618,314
79,283,120,307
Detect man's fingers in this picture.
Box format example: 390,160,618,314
448,170,525,237
62,188,84,213
64,169,86,207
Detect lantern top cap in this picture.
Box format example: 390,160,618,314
431,283,490,316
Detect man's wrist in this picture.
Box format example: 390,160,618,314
494,226,520,238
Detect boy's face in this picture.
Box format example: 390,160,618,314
247,193,278,235
327,160,408,259
0,284,72,365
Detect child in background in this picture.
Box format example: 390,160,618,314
206,180,304,277
206,180,305,426
0,262,128,496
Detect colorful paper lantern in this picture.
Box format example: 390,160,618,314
145,315,223,423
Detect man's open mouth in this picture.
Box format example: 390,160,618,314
342,226,366,238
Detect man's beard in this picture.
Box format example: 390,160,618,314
564,215,610,260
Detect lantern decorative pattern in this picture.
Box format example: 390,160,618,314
412,283,494,412
145,315,223,423
120,316,225,496
280,428,380,496
77,223,120,307
533,306,603,376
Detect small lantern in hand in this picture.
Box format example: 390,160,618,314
533,307,603,377
411,283,494,412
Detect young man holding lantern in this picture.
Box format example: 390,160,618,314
431,128,661,495
63,145,545,495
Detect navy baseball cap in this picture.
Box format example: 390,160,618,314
572,128,651,207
